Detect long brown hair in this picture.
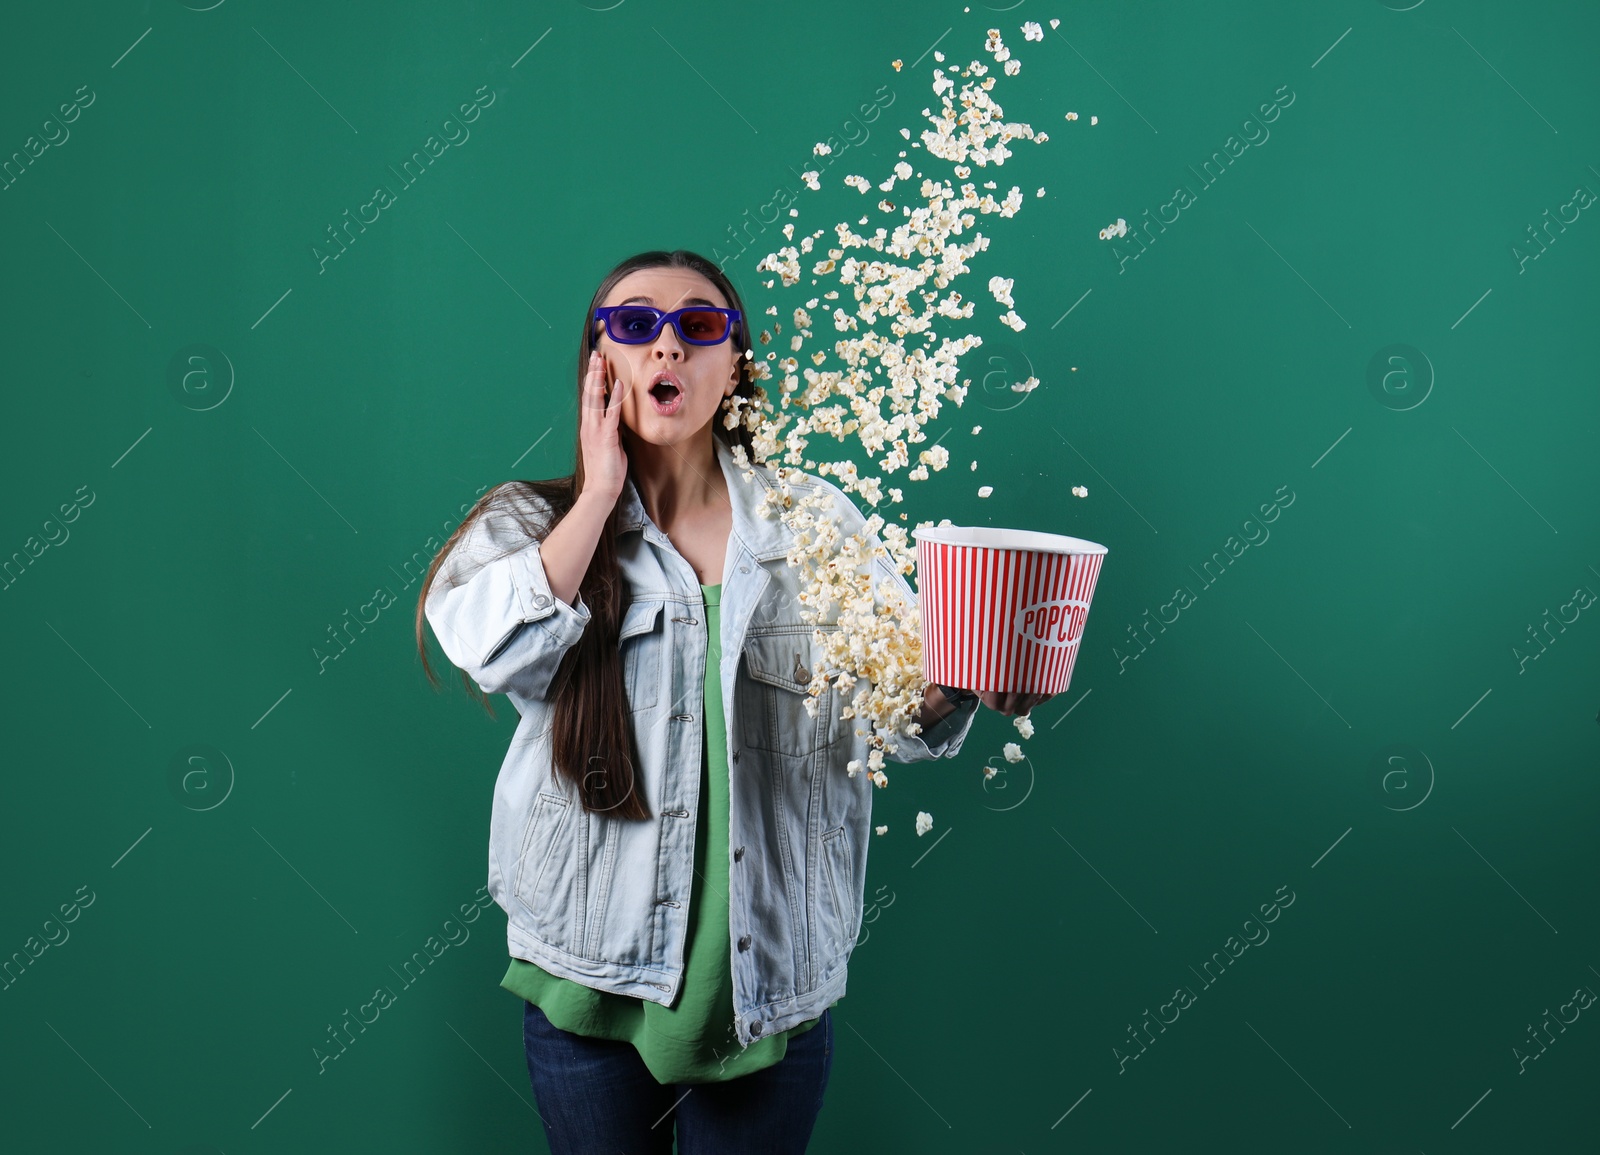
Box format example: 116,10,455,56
415,249,762,819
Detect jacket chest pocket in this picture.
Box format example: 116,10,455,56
619,599,665,712
739,627,842,759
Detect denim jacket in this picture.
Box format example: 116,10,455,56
425,436,979,1049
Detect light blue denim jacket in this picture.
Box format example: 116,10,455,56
425,436,979,1049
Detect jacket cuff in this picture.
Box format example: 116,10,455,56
507,544,591,649
888,692,979,761
921,692,980,749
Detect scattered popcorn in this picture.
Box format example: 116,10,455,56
876,824,889,835
915,811,933,836
1012,375,1039,393
983,765,999,780
1036,188,1046,197
1003,742,1024,763
734,29,1051,778
1014,713,1034,739
970,460,977,471
1050,18,1060,29
1098,217,1128,240
891,59,903,71
1090,116,1098,125
978,485,993,497
1023,21,1043,41
1072,484,1087,497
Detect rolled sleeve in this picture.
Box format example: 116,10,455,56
886,691,979,762
424,494,593,699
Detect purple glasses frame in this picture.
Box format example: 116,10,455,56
593,305,743,347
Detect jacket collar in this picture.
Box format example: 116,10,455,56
613,435,809,563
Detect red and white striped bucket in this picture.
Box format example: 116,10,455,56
913,525,1109,695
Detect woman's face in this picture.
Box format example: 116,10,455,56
593,267,743,452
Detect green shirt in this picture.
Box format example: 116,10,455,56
502,582,832,1084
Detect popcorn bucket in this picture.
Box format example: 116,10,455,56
913,525,1109,696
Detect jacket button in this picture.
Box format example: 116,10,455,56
733,846,744,862
738,934,751,951
749,1020,763,1036
740,564,750,573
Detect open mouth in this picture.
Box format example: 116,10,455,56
648,380,683,413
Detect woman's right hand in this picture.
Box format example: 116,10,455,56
580,348,628,503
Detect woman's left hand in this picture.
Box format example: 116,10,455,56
977,691,1053,717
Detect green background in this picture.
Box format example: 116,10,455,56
3,0,1597,1151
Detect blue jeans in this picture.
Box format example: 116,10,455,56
522,1001,832,1154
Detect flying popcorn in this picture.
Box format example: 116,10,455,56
1014,713,1034,739
1003,742,1024,763
875,824,889,835
978,486,993,497
1072,485,1087,497
736,27,1055,774
915,811,934,836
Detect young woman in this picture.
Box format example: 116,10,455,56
417,249,1049,1153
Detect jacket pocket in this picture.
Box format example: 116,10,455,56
619,599,664,712
512,791,572,921
815,823,858,981
740,626,841,758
